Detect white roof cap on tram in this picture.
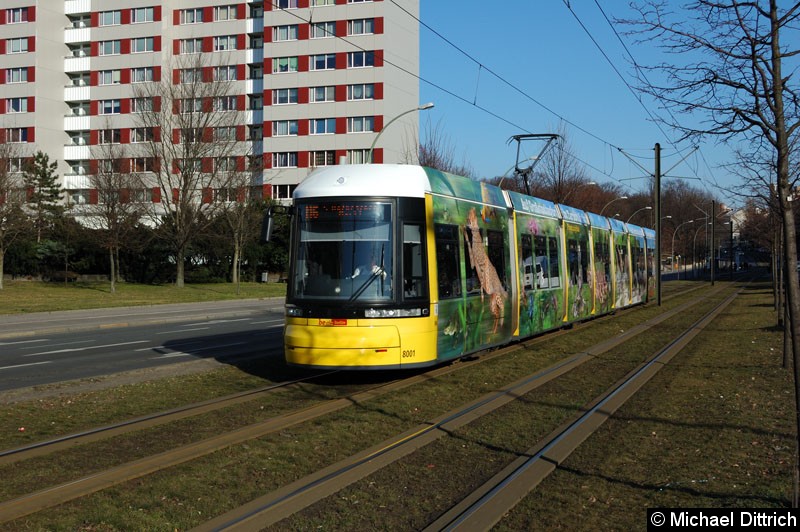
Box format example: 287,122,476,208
293,164,430,199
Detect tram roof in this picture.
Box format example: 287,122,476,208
293,164,431,200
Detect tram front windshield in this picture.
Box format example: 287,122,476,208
292,201,394,302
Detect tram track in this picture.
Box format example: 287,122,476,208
0,282,718,527
191,283,736,531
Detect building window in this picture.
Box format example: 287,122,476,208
132,37,155,53
248,94,263,110
272,120,298,137
180,8,203,24
348,149,371,164
310,118,335,135
311,21,336,39
348,18,374,35
131,97,153,113
131,7,154,23
130,158,154,173
249,64,263,79
214,5,237,21
99,10,121,27
215,157,237,172
348,83,374,101
6,127,28,142
132,67,154,83
6,38,29,54
312,150,337,167
6,8,29,24
214,96,237,111
310,86,335,103
98,129,121,144
5,98,27,113
6,67,28,83
272,88,298,105
276,0,299,9
99,99,121,115
179,98,202,114
348,0,373,3
272,57,298,74
310,54,336,71
99,40,121,56
8,157,26,173
99,70,121,85
312,0,334,5
180,38,203,54
214,65,237,81
179,68,202,84
348,51,375,68
248,125,263,140
273,25,299,42
178,158,202,173
273,152,298,168
180,129,203,143
347,116,374,133
213,35,237,51
131,127,153,143
214,126,236,141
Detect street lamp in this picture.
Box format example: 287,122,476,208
671,219,694,279
368,102,434,162
600,196,628,216
626,206,652,224
692,222,711,279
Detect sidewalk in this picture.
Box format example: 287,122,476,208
0,297,285,340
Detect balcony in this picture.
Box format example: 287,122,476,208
64,145,90,160
246,79,263,95
64,56,90,73
64,174,92,190
64,85,90,102
64,115,90,131
247,17,264,33
64,27,90,45
64,0,91,16
245,48,264,64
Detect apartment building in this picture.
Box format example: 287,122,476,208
0,0,420,204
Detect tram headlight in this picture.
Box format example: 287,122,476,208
286,307,304,317
364,308,424,318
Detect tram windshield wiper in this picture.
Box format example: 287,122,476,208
346,244,386,304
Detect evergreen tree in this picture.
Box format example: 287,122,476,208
23,151,63,243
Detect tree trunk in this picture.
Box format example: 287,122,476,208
109,247,116,294
0,250,4,290
176,249,185,288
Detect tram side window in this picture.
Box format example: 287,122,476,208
434,224,461,299
534,235,561,289
403,223,427,299
521,233,534,290
567,237,589,286
486,230,507,291
594,239,611,282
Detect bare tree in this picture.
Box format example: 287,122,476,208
0,140,26,289
87,131,147,293
131,53,248,287
623,0,800,505
405,118,475,177
529,124,592,205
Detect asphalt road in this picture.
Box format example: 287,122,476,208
0,298,287,393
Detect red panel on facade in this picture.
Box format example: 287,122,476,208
203,7,213,23
153,97,161,112
153,127,161,142
172,69,180,84
154,36,161,51
28,96,34,112
90,130,98,145
263,121,272,138
0,41,4,54
121,69,130,84
335,0,346,5
237,94,246,111
153,66,161,82
298,152,309,168
237,4,246,20
27,66,34,82
374,50,384,67
89,189,98,205
121,39,130,54
202,37,213,53
121,99,130,114
298,0,310,8
335,85,346,102
299,24,309,40
202,67,213,82
90,100,98,115
121,9,130,25
202,159,213,174
237,34,245,50
152,187,161,203
90,71,98,86
336,149,347,163
172,129,180,144
26,126,33,142
262,184,271,199
28,6,36,22
28,37,35,52
374,82,384,100
336,20,347,38
173,39,180,55
202,187,212,203
0,70,5,84
237,64,245,80
373,148,383,164
298,120,309,136
121,128,130,144
298,56,309,72
336,52,347,69
336,117,347,135
90,41,99,56
90,12,99,27
173,9,180,25
373,115,384,132
236,125,245,141
154,6,162,22
172,188,180,203
375,17,384,34
298,89,309,104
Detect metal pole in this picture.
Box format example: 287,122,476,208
655,143,662,306
711,201,716,285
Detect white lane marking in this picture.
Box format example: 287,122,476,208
148,341,248,358
0,360,52,371
0,339,49,346
250,319,284,325
24,340,149,357
181,318,253,326
155,327,209,335
21,339,94,350
150,352,192,359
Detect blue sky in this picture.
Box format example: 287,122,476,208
415,1,739,206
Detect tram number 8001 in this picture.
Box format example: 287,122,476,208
402,350,416,358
